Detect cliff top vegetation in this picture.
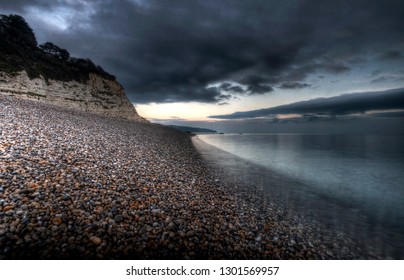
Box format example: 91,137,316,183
0,14,115,83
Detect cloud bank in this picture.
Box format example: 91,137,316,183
209,88,404,119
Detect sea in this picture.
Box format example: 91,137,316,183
192,133,404,259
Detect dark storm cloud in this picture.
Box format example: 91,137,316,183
371,70,382,77
218,83,232,91
247,84,274,94
1,0,404,103
370,76,392,84
217,83,245,94
370,72,404,84
380,50,403,60
280,82,311,90
209,88,404,119
0,0,44,10
323,63,351,74
280,61,351,83
227,86,244,94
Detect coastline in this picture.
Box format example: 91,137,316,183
192,136,387,259
0,95,368,259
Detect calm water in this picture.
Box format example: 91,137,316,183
193,133,404,259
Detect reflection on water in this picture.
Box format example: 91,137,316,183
193,133,404,259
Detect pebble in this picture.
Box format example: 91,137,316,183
114,215,123,223
52,218,62,225
3,206,13,212
89,236,102,246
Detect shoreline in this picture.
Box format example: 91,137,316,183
0,95,369,259
192,136,387,259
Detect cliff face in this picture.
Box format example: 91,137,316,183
0,71,145,121
0,14,145,121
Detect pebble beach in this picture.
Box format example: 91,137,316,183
0,95,369,259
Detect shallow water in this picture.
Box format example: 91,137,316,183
193,133,404,259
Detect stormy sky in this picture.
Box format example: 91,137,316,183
1,0,404,130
